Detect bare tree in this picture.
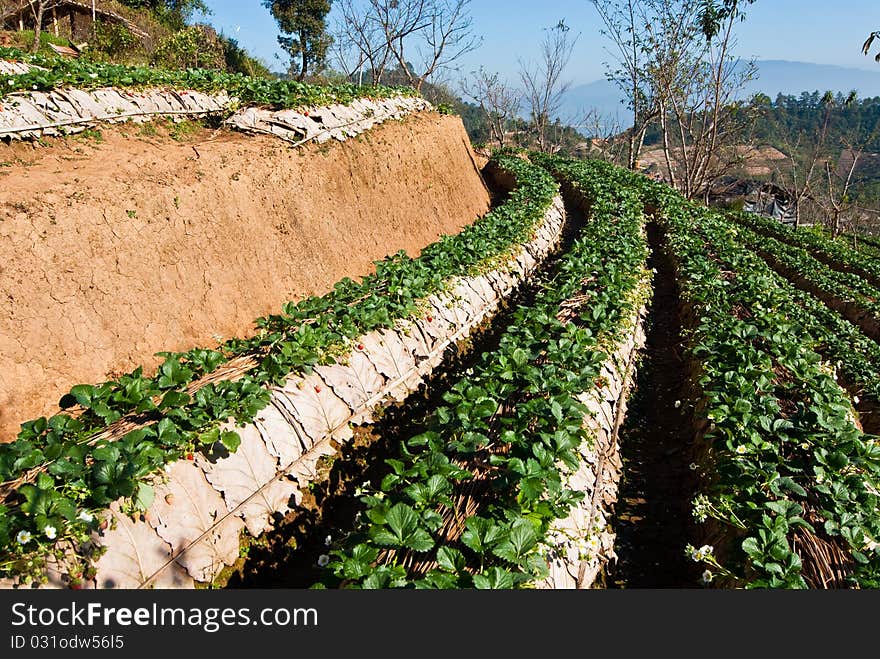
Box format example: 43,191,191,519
333,0,480,90
769,92,837,228
391,0,481,91
643,0,757,200
573,107,627,164
519,20,577,153
26,0,62,53
459,67,520,147
818,95,880,237
332,0,389,83
590,0,660,169
824,147,860,238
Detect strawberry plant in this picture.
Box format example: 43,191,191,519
729,208,880,290
0,155,560,585
730,222,880,340
0,46,415,110
318,156,650,588
642,180,880,588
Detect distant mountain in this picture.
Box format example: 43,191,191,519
560,60,880,126
749,60,880,98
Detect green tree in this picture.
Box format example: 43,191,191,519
117,0,210,29
697,0,756,39
263,0,333,81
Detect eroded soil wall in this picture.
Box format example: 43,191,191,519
0,112,490,440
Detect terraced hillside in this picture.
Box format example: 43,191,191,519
1,50,878,588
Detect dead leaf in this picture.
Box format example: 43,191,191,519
427,294,460,327
94,502,193,589
394,321,433,359
197,425,301,537
316,349,386,415
360,329,416,381
274,372,352,443
254,398,307,466
149,461,244,582
286,437,338,484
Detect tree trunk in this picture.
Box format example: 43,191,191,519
658,100,678,191
628,129,637,170
633,125,647,170
32,3,45,54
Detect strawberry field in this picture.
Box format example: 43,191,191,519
2,145,880,589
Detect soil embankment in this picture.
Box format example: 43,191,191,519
0,112,490,441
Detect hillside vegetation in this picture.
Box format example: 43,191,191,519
0,0,270,76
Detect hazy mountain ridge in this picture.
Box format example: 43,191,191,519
562,60,880,123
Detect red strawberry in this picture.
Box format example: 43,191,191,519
356,343,365,351
314,384,322,393
426,316,433,322
186,453,194,461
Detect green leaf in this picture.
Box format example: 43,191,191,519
36,472,55,490
220,430,241,452
436,546,466,573
198,427,220,445
92,445,121,463
742,537,762,560
370,503,434,552
135,483,155,511
159,390,191,409
473,567,515,589
67,384,96,408
493,518,538,564
461,516,506,554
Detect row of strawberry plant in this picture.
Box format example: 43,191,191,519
850,232,880,256
317,157,650,589
729,210,880,289
643,181,880,588
0,156,560,582
784,286,880,427
687,222,880,430
0,46,413,109
731,223,880,341
717,225,880,430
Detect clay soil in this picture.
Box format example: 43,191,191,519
0,112,490,441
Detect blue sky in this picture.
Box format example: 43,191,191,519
195,0,879,84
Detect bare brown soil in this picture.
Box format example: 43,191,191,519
609,222,698,588
0,112,490,441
